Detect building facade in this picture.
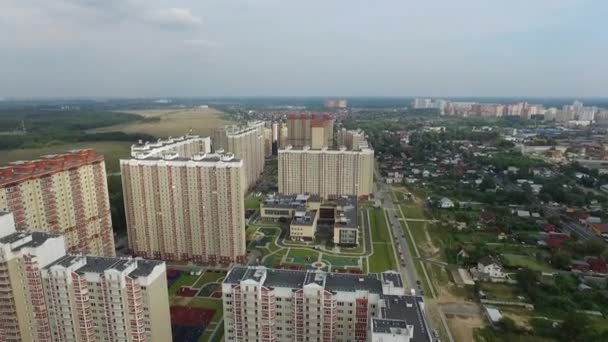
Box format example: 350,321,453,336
0,149,115,256
222,266,431,342
0,212,171,342
260,194,359,246
213,121,265,188
121,150,247,264
287,114,334,149
278,145,374,199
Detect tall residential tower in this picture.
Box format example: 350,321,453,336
121,136,246,263
0,149,115,256
213,121,265,188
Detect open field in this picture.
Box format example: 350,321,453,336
502,253,553,272
369,208,398,273
0,141,131,173
400,204,427,220
93,107,232,138
193,271,227,288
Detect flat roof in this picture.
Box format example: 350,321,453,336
0,231,60,250
382,295,431,342
225,266,383,293
45,255,163,278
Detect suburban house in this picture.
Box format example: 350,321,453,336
586,257,608,274
476,256,507,279
437,197,455,209
591,224,608,238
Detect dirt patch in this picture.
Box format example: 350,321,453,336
446,316,485,342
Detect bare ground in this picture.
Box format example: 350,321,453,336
446,315,485,342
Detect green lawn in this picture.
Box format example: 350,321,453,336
502,254,553,272
368,209,398,273
480,282,522,301
285,248,319,264
400,205,427,220
370,208,391,243
193,271,227,288
168,273,200,296
322,255,361,268
245,197,261,209
263,249,288,267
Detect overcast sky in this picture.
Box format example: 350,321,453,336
0,0,606,98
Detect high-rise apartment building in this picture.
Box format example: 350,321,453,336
121,144,246,263
213,121,265,188
336,128,366,150
222,266,431,342
263,126,273,157
0,149,114,256
0,211,171,342
130,134,211,159
287,114,334,149
278,137,374,198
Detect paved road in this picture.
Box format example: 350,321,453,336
373,169,439,341
560,215,597,241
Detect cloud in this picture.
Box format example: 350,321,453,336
142,8,202,28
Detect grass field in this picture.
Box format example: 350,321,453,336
263,249,288,267
400,205,427,220
193,271,227,288
322,255,361,268
93,107,232,138
369,208,398,273
168,273,200,297
502,254,553,272
245,198,261,209
0,141,131,173
286,248,319,264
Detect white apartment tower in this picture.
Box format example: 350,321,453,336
278,135,374,198
222,266,431,342
121,139,247,264
213,121,265,188
0,212,171,342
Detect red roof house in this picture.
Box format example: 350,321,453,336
586,257,608,274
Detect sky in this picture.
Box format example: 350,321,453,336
0,0,607,98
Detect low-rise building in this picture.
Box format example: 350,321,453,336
476,256,507,279
222,266,432,342
260,194,359,246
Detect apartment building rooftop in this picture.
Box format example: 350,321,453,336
372,318,410,334
382,295,431,342
46,255,164,278
132,134,203,149
262,193,322,209
0,231,60,250
225,266,385,293
125,152,241,163
280,144,373,153
0,149,104,186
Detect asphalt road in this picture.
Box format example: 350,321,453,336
373,170,438,341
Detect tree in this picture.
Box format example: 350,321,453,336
515,268,539,294
561,311,592,342
551,251,572,270
479,176,496,191
498,317,518,333
585,238,606,256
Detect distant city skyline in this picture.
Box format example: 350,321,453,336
1,1,607,98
